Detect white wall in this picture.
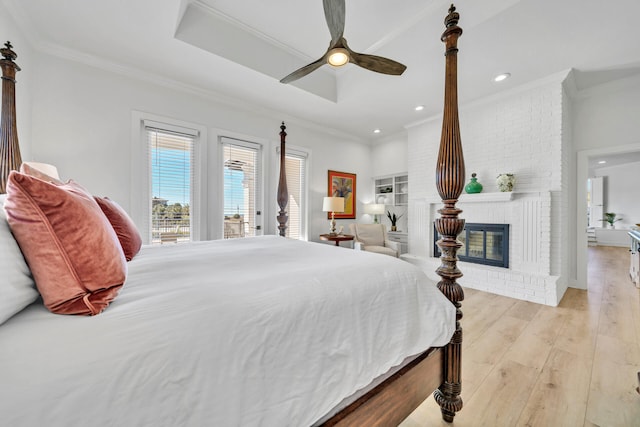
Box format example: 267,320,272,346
370,133,409,230
593,161,640,229
559,84,577,298
574,74,640,151
371,133,408,178
27,53,372,242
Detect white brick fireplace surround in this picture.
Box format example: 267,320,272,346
405,71,575,306
404,192,559,305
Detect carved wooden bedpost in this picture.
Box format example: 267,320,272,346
433,5,465,423
276,122,289,237
0,41,22,194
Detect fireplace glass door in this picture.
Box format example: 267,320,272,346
434,223,509,268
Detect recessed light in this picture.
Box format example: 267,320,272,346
415,105,425,111
493,73,511,82
598,160,606,164
373,129,381,134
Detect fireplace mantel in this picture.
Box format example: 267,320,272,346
425,192,513,204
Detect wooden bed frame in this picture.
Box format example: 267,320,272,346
277,5,466,425
0,5,466,426
0,41,23,194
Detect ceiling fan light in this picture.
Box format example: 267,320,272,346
327,48,349,67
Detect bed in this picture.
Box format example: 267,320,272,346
0,5,466,427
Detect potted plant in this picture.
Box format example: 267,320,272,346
601,212,622,229
386,211,404,232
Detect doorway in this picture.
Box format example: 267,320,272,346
576,143,640,290
221,137,263,239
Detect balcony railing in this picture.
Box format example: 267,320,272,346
152,218,190,244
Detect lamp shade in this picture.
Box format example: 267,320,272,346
322,196,345,213
363,203,385,215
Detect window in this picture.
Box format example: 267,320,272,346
146,125,196,245
280,148,308,240
221,137,263,238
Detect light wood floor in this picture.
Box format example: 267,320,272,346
401,245,640,427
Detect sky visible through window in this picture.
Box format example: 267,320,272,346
151,146,245,215
224,168,245,216
152,146,190,206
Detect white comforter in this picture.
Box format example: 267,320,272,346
0,236,455,426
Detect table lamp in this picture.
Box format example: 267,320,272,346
363,203,385,223
322,196,345,235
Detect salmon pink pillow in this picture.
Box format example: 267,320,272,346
3,171,127,315
94,196,142,261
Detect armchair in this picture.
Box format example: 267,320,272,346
349,223,400,257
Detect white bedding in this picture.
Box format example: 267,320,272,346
0,235,455,426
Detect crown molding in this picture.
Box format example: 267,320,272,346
35,41,365,144
190,0,316,63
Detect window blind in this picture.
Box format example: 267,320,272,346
146,126,195,245
284,151,307,240
221,137,262,238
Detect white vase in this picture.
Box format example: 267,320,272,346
496,173,515,192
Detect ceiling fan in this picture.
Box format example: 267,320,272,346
280,0,407,84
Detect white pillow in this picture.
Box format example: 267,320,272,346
0,194,39,324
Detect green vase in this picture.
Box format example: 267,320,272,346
465,173,483,194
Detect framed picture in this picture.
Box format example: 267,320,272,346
328,170,356,219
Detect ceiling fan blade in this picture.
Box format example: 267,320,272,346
280,55,327,84
350,51,407,76
323,0,345,46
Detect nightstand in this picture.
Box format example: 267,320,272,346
319,234,354,247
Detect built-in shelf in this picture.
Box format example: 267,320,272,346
374,173,408,206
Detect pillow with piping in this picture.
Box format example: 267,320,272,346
3,171,127,315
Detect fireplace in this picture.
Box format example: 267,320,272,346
408,192,556,305
434,223,510,268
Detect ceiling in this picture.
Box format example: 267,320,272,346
588,151,640,175
5,0,640,143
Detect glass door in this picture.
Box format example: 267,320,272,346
587,176,604,228
147,126,196,245
221,137,263,238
